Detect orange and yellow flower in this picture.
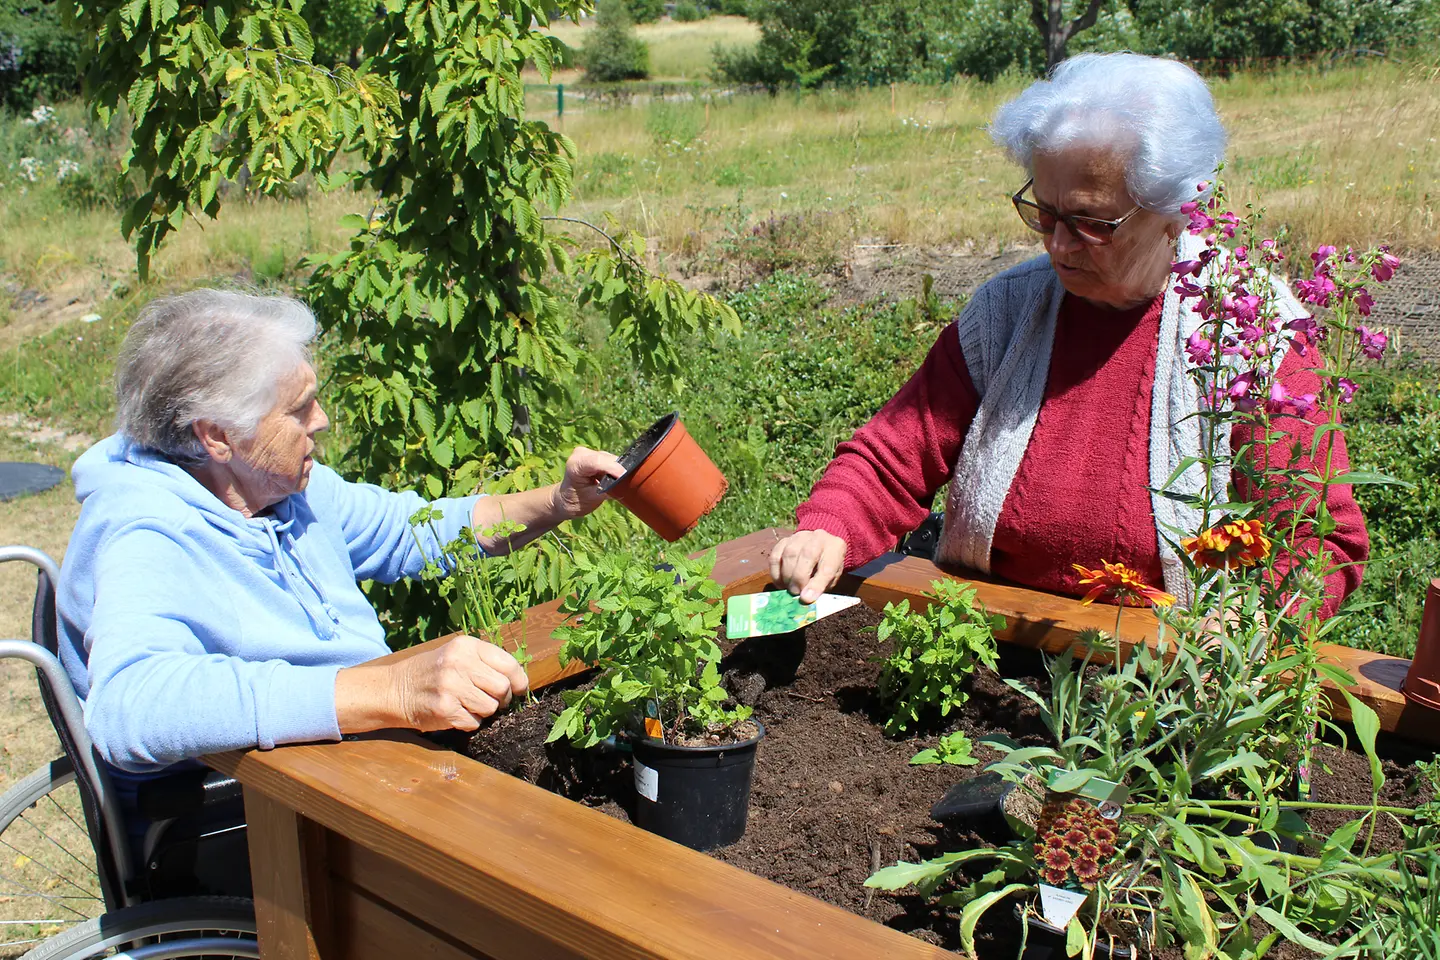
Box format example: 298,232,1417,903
1071,560,1177,608
1181,518,1273,570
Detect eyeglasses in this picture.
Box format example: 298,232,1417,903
1010,178,1142,246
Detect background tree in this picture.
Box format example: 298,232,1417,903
0,0,84,109
582,0,649,81
623,0,661,23
1031,0,1107,69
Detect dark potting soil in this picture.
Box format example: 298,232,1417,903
460,604,1435,958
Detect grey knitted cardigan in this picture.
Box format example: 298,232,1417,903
934,233,1307,606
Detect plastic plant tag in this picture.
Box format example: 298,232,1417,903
725,592,862,639
633,757,658,803
1039,884,1089,929
642,698,663,739
1045,769,1129,811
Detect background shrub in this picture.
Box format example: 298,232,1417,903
624,0,663,23
673,1,706,22
584,0,651,82
0,0,82,110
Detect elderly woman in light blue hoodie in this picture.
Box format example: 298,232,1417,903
59,289,622,776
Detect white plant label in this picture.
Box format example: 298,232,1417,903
633,757,658,803
1039,884,1088,929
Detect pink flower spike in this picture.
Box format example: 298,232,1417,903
1265,382,1290,414
1371,251,1400,283
1358,325,1388,360
1185,329,1214,366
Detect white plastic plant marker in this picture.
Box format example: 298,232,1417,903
633,757,658,803
1039,884,1088,929
725,592,863,639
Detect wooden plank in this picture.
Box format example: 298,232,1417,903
244,787,333,960
211,734,950,960
331,877,494,960
330,836,586,960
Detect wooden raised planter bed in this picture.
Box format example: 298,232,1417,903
208,528,1436,960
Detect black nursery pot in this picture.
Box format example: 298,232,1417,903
629,722,765,851
1015,906,1134,960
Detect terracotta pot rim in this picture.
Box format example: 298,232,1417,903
599,412,680,497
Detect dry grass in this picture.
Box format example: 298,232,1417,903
552,56,1440,265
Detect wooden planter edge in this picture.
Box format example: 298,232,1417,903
209,527,1434,960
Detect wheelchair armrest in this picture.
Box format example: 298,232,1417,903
135,769,244,821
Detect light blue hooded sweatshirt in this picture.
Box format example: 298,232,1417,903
58,434,480,775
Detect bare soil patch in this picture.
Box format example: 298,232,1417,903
821,245,1440,363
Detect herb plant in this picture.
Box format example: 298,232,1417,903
408,505,526,648
546,550,751,748
910,731,981,767
875,579,1003,735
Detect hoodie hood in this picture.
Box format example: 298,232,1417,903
73,434,289,561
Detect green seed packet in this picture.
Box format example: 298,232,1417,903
725,592,862,639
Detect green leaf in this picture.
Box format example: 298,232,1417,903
1253,906,1335,954
959,883,1029,956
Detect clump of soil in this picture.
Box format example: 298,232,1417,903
462,603,1435,956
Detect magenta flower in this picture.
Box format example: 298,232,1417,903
1228,370,1259,411
1358,326,1388,360
1260,238,1283,263
1185,329,1214,365
1334,377,1358,404
1181,200,1215,235
1290,392,1317,417
1352,288,1375,317
1172,259,1203,277
1287,315,1322,342
1295,273,1337,307
1265,382,1290,414
1311,244,1338,268
1371,251,1400,283
1173,278,1205,301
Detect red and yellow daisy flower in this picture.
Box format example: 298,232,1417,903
1181,518,1273,570
1072,560,1177,608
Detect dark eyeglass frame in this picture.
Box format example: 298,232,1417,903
1010,178,1143,246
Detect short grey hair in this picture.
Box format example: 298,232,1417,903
989,53,1226,215
116,289,317,462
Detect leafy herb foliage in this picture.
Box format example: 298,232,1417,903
546,549,750,747
874,578,1003,735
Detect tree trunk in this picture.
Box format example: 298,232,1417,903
1030,0,1110,72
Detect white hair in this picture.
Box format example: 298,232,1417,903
115,289,317,462
989,53,1226,215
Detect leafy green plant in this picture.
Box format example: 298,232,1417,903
546,549,750,748
407,504,525,645
910,730,980,767
874,578,1002,735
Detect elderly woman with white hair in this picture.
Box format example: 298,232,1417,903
772,52,1368,614
58,289,623,776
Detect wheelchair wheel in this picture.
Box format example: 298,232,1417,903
19,896,255,959
0,757,104,955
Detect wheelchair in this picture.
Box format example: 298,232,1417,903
0,547,257,959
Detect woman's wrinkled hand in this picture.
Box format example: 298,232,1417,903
392,635,530,731
553,446,625,520
769,529,847,604
336,635,530,735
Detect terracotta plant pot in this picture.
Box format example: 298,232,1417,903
1402,578,1440,711
600,413,728,542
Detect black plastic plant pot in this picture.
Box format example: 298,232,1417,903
629,722,765,851
1014,906,1134,960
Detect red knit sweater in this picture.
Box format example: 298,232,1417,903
795,292,1370,615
